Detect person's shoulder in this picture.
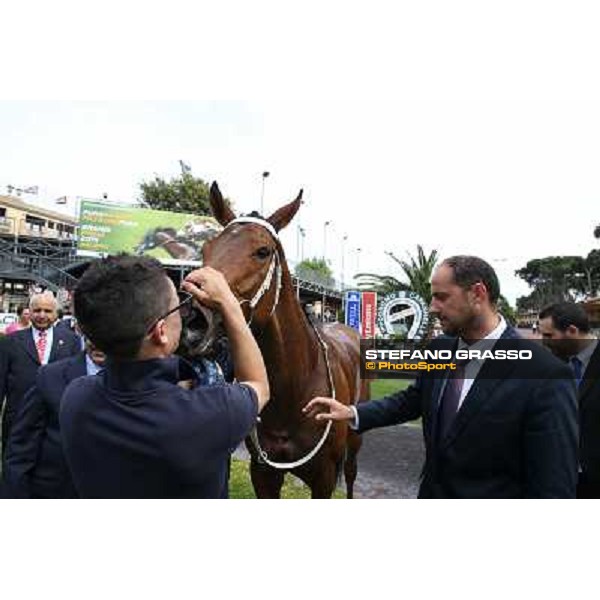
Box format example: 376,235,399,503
63,368,102,401
427,334,456,350
0,328,28,352
182,382,258,418
38,353,84,380
10,328,31,342
501,327,571,378
53,324,78,341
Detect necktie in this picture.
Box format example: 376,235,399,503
569,356,584,388
36,330,47,364
438,360,468,440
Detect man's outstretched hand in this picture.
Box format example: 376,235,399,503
303,397,354,422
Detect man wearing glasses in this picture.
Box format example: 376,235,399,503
59,255,270,498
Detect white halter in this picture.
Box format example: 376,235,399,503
226,215,337,471
225,217,282,319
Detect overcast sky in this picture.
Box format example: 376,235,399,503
2,1,599,304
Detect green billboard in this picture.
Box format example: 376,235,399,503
77,201,222,265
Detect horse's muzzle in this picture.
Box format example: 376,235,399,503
178,303,222,359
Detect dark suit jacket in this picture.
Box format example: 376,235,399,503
357,327,579,498
0,325,81,449
578,341,600,486
3,353,88,498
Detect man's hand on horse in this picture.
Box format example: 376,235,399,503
303,397,354,422
183,266,238,312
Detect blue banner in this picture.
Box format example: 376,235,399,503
345,291,361,332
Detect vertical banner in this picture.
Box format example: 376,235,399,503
345,291,361,332
361,291,377,339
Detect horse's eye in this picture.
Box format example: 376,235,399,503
254,246,271,260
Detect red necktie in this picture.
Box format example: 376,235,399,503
36,330,47,363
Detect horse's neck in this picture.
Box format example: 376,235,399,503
258,281,322,395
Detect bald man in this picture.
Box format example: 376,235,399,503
0,291,81,457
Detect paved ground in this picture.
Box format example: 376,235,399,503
352,423,423,499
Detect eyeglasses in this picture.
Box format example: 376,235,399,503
146,291,194,335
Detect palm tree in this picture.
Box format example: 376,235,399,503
356,245,439,303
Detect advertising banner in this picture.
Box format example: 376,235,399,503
361,291,377,339
345,290,361,332
77,201,222,265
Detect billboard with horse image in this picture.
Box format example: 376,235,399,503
76,200,222,265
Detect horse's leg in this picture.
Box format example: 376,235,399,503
344,430,362,499
249,459,285,499
306,458,338,499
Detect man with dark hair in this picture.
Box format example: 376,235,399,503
305,255,578,498
538,302,600,498
0,291,81,457
59,255,269,498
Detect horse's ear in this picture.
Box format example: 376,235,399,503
209,182,235,226
267,189,303,232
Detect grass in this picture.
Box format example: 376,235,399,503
229,458,345,499
369,378,412,398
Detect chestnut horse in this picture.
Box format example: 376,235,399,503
202,182,366,498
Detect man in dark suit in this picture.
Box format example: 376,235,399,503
0,291,81,456
305,255,578,498
538,302,600,498
3,341,105,498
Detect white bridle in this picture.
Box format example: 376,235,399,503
226,217,283,322
225,215,336,471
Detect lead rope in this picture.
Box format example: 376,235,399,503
249,318,335,470
224,217,334,469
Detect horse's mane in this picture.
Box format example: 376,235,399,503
243,210,265,219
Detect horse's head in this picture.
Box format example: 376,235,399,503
201,181,302,330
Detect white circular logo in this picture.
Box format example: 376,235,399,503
376,291,430,340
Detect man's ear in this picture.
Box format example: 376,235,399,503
147,319,168,346
566,324,580,338
472,281,488,302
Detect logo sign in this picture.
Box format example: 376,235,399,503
376,291,430,340
361,292,377,339
345,291,361,332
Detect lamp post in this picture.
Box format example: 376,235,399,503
300,227,306,261
356,247,362,275
323,220,332,262
341,234,348,291
260,171,270,215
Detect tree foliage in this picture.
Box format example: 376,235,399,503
516,251,600,311
295,257,334,287
497,295,517,325
355,245,438,303
138,171,214,215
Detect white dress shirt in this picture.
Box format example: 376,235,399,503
85,353,103,376
454,314,507,407
573,338,598,378
31,326,54,365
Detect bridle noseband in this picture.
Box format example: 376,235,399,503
223,215,338,471
224,216,283,327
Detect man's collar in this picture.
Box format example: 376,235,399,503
458,314,507,350
576,338,598,363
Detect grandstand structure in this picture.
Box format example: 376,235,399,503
0,194,342,316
